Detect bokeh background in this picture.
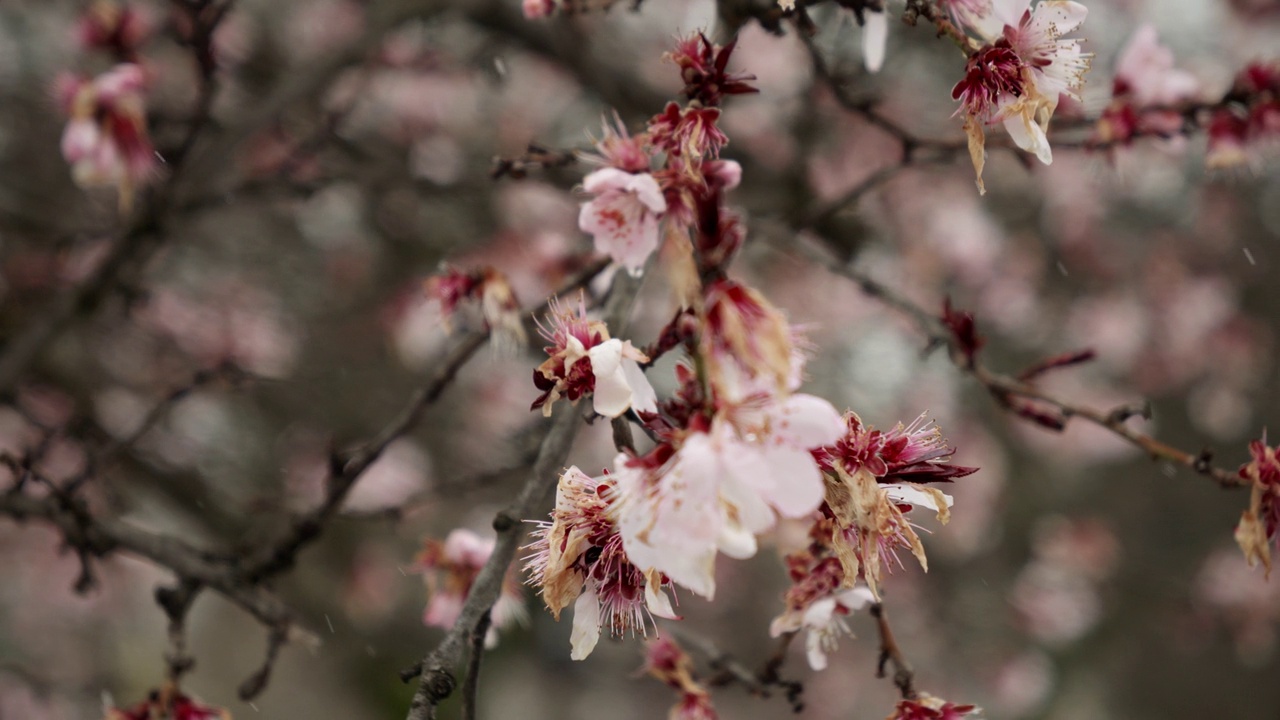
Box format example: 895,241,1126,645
1,0,1279,718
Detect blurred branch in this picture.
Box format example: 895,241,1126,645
774,230,1249,489
870,602,916,700
665,625,805,712
402,269,643,720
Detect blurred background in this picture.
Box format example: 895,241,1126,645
0,0,1279,718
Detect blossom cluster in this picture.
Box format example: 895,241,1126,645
104,686,228,720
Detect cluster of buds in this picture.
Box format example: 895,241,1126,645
948,0,1091,192
1206,62,1280,169
104,686,228,720
1093,25,1199,147
424,265,527,353
415,529,526,646
643,638,719,720
57,63,157,212
770,546,875,670
1235,435,1280,575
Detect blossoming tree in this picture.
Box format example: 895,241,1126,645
0,1,1277,719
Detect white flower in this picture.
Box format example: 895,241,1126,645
952,0,1090,191
614,394,845,599
578,167,667,275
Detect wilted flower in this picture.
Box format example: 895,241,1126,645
579,166,668,275
770,552,875,670
649,103,730,167
525,466,678,659
815,413,975,596
104,686,229,720
416,529,525,647
532,297,657,419
615,393,845,599
886,694,983,720
665,33,758,107
951,0,1090,192
699,279,797,403
1235,434,1280,575
424,265,527,353
1206,62,1280,169
644,637,720,720
57,63,157,211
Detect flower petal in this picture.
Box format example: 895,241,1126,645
569,586,602,660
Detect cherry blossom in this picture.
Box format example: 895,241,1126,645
1235,434,1280,575
522,0,557,19
57,63,157,211
525,466,678,659
951,0,1090,192
1095,25,1199,145
699,279,798,404
532,297,657,418
76,0,151,60
614,393,845,599
416,529,525,647
424,265,527,353
578,166,668,275
105,687,229,720
770,552,876,670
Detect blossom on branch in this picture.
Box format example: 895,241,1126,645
665,33,758,107
951,0,1091,192
579,167,668,275
525,466,678,659
57,63,157,211
614,393,845,599
814,413,976,597
1095,25,1199,146
1206,62,1280,169
770,551,875,670
77,0,151,60
416,529,526,647
424,265,526,353
1236,434,1280,575
532,297,657,418
105,686,229,720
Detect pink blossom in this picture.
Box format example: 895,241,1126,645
614,393,845,599
578,167,667,275
76,0,151,60
1235,434,1280,574
522,0,557,18
417,529,525,646
58,63,157,211
885,695,982,720
1111,25,1198,108
584,113,652,174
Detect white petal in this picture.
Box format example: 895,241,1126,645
716,516,759,559
569,586,602,660
805,629,829,671
835,586,876,612
1031,1,1087,37
582,166,635,194
885,483,954,511
1003,111,1053,165
644,574,680,619
622,359,657,414
755,444,826,518
770,394,846,448
589,341,632,418
862,11,888,73
625,172,667,213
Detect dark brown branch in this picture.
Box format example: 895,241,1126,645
402,270,643,720
870,602,916,699
460,610,493,720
